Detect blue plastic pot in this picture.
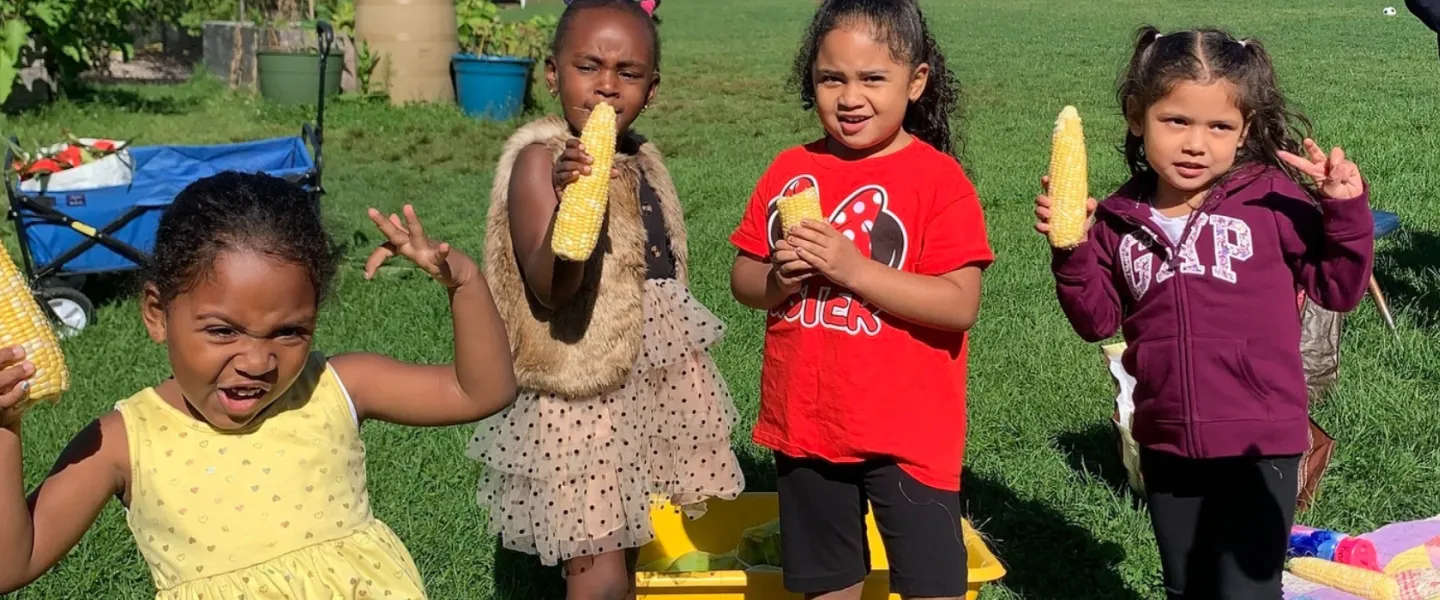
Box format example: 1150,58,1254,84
452,53,535,121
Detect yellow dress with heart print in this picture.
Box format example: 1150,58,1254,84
115,352,428,600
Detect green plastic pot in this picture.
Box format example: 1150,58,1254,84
256,50,342,106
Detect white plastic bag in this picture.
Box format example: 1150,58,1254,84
18,138,133,193
1102,342,1145,494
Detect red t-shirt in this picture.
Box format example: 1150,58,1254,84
729,137,994,491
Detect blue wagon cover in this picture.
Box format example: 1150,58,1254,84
12,136,315,275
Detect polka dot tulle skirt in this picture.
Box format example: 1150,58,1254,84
466,279,745,566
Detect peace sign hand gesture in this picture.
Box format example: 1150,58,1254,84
1277,138,1365,201
363,204,477,290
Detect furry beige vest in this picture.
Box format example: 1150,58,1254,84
484,115,690,399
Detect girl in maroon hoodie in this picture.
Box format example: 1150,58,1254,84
1035,27,1375,599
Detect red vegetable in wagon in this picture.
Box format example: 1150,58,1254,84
25,159,62,176
57,146,83,168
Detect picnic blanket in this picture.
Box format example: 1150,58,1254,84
1284,516,1440,599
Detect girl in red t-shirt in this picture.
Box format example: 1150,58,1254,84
728,0,994,598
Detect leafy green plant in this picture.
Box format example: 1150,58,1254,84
1,4,30,106
1,0,147,106
455,0,556,62
331,0,383,99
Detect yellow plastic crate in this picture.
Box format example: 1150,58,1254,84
636,492,1006,600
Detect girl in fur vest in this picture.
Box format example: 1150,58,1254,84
468,0,744,597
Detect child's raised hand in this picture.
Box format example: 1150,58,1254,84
770,239,815,294
553,138,620,195
1034,175,1097,238
1277,139,1365,200
787,220,867,289
364,204,477,289
0,345,33,427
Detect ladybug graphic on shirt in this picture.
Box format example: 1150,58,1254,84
763,175,909,337
764,175,909,269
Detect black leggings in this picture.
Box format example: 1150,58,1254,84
1140,449,1302,600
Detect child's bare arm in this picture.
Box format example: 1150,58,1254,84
338,206,517,427
508,142,617,310
849,265,983,332
0,353,128,593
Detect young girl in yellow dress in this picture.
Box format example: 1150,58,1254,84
0,171,517,599
470,0,744,596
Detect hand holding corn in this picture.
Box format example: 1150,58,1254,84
552,101,619,262
1034,175,1097,243
0,243,68,422
770,239,814,295
552,138,619,194
1037,105,1095,248
0,345,37,427
787,220,867,290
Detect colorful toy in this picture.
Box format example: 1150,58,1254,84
1292,525,1382,572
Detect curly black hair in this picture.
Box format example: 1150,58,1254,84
147,171,340,307
552,0,661,70
1117,25,1317,194
789,0,965,159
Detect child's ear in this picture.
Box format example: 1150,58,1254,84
1124,97,1145,137
544,56,559,98
1237,117,1251,149
140,283,168,344
908,63,930,102
646,71,661,109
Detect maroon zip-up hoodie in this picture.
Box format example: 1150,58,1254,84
1051,163,1374,459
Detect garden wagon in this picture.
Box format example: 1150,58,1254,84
3,22,337,336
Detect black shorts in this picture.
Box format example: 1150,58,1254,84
775,454,968,597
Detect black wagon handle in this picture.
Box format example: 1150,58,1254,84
3,136,16,185
311,20,334,196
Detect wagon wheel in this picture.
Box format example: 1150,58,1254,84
36,287,94,339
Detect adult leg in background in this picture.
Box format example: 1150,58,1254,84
775,453,870,600
1406,0,1440,58
564,549,638,600
866,461,968,600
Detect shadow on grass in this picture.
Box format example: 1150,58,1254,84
77,272,143,309
1374,229,1440,330
1054,422,1142,505
491,448,776,600
962,469,1144,600
61,84,203,116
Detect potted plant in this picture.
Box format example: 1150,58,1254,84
452,0,556,121
254,0,343,106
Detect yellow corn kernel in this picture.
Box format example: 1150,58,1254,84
0,243,69,411
1288,558,1400,600
777,187,823,233
1047,105,1089,249
552,101,619,262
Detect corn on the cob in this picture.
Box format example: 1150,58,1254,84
777,186,823,233
1288,558,1400,600
0,243,68,410
552,101,618,262
1047,105,1089,249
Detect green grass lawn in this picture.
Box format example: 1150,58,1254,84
4,0,1439,597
